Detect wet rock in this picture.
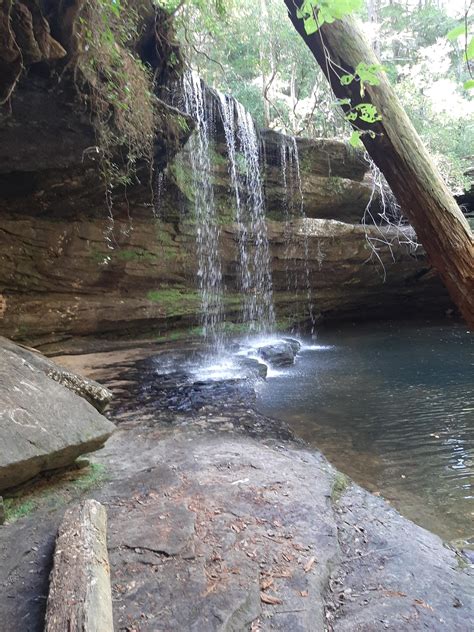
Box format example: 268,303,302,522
0,338,115,492
282,337,302,354
236,356,268,379
257,340,298,367
461,548,474,564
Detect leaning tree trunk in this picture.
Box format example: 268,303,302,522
284,3,474,327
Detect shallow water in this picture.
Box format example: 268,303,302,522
255,321,474,541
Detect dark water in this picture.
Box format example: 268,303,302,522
255,321,474,541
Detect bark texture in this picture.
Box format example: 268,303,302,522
285,3,474,327
44,500,114,632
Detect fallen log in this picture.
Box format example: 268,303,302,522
44,499,114,632
284,3,474,327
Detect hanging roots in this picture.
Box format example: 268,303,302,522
362,153,419,280
75,0,156,208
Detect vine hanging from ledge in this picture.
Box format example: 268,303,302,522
75,0,157,207
295,0,384,148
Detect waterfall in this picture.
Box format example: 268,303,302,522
182,71,224,348
218,92,275,333
281,136,316,334
217,94,252,319
280,136,298,323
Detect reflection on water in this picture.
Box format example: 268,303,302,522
256,321,473,541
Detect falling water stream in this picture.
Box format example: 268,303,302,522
181,75,323,344
217,91,275,333
182,71,224,348
280,136,316,333
235,103,275,331
218,93,252,321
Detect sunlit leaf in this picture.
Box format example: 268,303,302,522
447,24,466,41
355,103,382,123
349,130,363,148
340,74,355,85
304,15,319,35
464,36,474,61
355,63,384,86
463,79,474,90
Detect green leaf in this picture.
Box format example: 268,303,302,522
464,37,474,61
340,74,355,85
464,79,474,90
336,97,352,106
296,0,363,33
447,24,467,41
345,111,358,121
109,0,122,17
355,63,384,86
354,103,382,123
304,15,319,35
349,130,363,148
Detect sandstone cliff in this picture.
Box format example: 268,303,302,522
0,1,451,348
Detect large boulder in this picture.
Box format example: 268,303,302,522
0,337,115,492
257,338,301,367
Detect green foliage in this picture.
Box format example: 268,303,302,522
2,498,36,523
354,103,381,123
331,472,350,503
446,18,474,63
147,287,206,318
447,24,469,42
349,130,363,148
465,37,474,62
181,0,472,194
340,63,385,95
77,0,156,199
297,0,363,34
2,463,107,524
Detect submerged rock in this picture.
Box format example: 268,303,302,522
257,339,300,367
0,338,115,492
235,355,268,379
282,337,302,354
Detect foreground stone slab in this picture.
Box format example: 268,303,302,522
0,338,115,492
0,336,113,412
45,500,113,632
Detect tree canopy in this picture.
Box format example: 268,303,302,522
157,0,473,193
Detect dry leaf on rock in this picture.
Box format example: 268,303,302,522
260,592,283,605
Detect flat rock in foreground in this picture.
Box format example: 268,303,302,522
0,338,115,492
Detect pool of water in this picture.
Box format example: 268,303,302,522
255,321,474,541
